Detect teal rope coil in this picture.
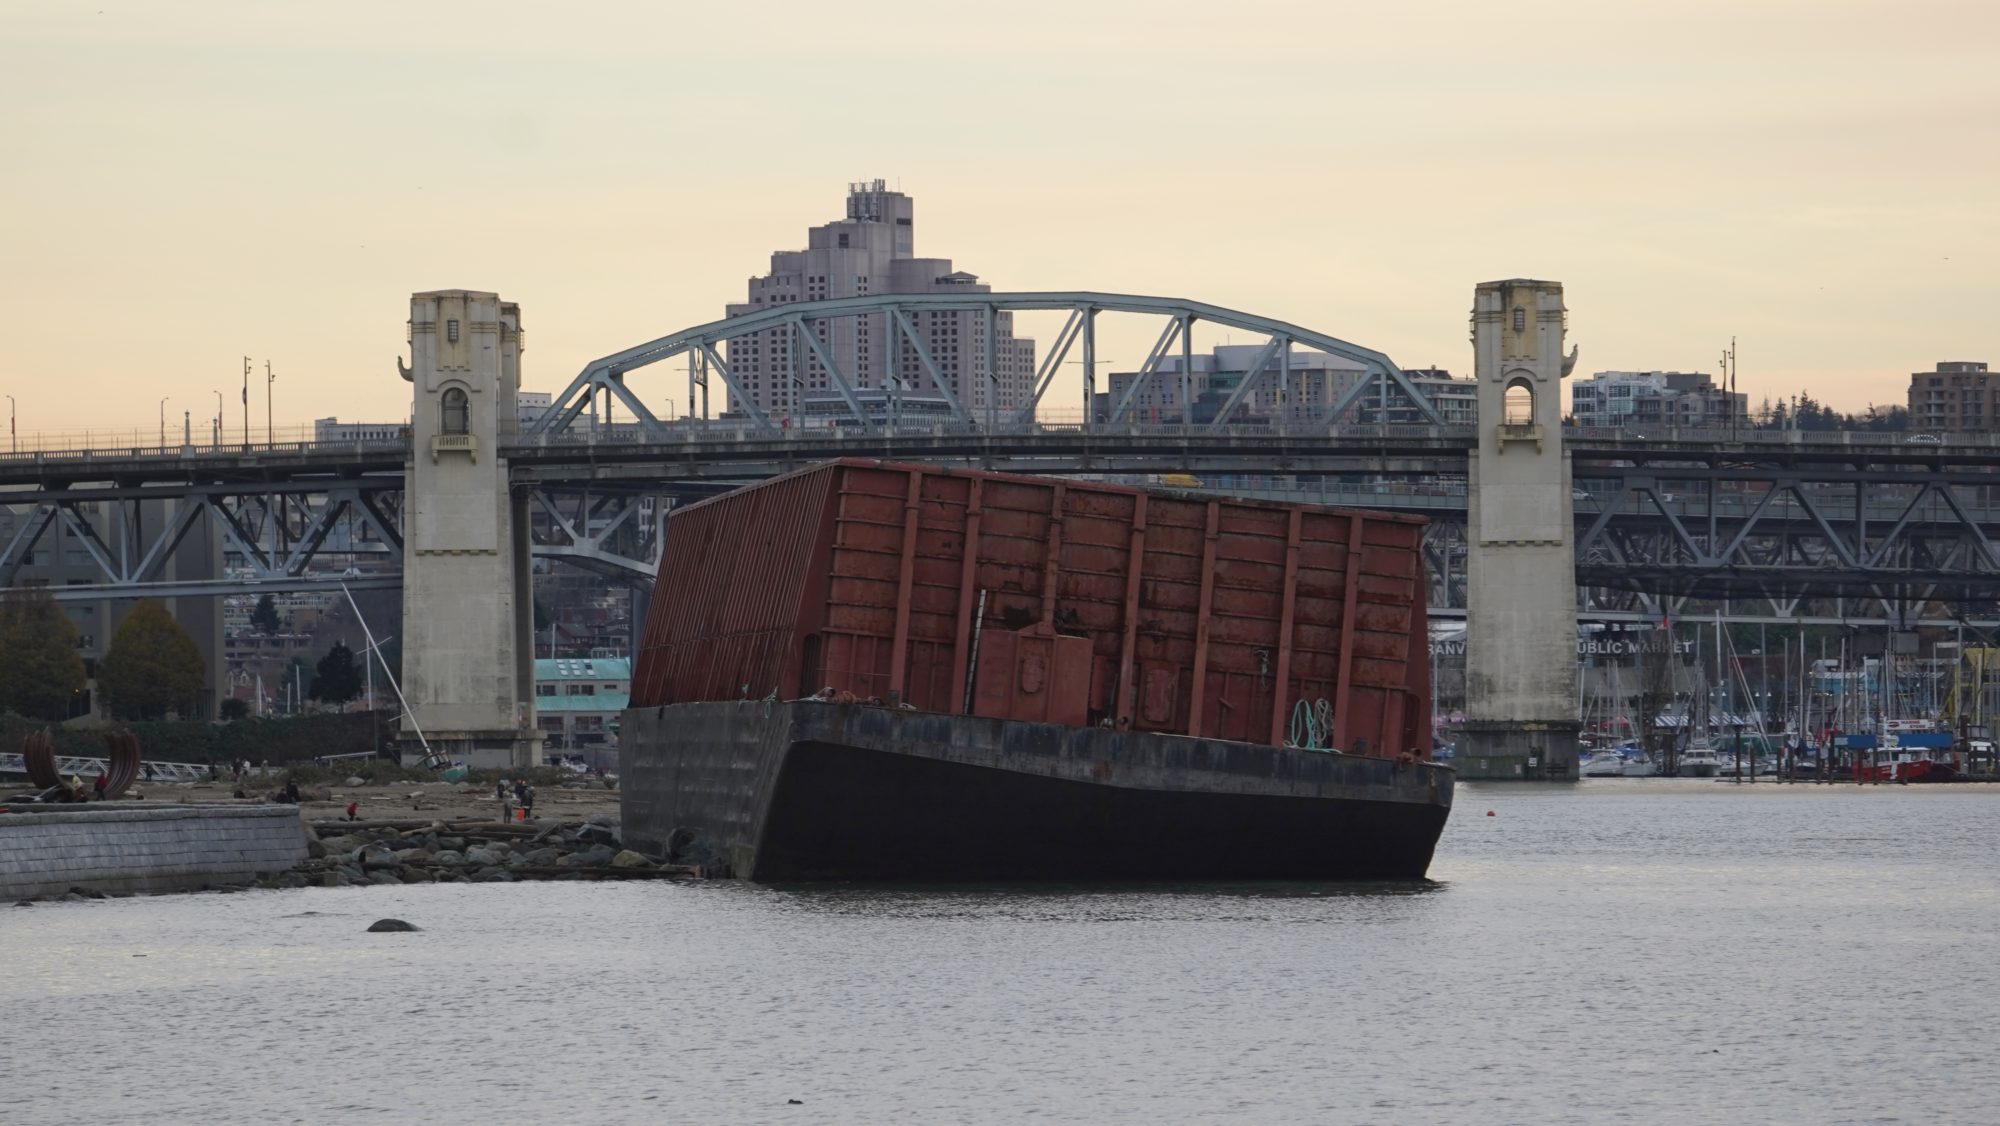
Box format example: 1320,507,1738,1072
1287,698,1335,751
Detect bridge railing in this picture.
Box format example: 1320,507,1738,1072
0,436,412,465
1567,425,1988,449
5,419,1997,464
500,419,1480,447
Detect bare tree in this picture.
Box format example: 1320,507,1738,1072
1635,629,1679,774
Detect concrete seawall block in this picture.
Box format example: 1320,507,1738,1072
0,805,310,899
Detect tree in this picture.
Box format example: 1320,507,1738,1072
251,593,283,635
1859,404,1911,433
312,642,364,709
99,599,206,720
218,697,250,721
0,587,88,721
1635,627,1680,775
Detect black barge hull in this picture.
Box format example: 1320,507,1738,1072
620,701,1454,881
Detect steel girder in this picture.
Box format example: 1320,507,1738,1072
523,291,1443,438
0,480,680,602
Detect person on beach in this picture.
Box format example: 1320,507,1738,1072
520,784,536,821
92,771,107,800
344,801,359,821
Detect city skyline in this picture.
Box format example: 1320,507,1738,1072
4,1,1995,434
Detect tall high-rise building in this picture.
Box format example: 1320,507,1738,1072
722,181,1035,420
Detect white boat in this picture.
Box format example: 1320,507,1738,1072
1581,751,1627,778
1621,755,1659,777
1679,746,1720,777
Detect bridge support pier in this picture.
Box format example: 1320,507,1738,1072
1461,280,1580,780
397,290,541,770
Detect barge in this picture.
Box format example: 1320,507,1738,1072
621,460,1452,880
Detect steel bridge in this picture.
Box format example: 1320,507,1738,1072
6,292,2000,627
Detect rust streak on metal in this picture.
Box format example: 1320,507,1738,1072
1268,507,1304,747
1332,512,1365,751
1039,483,1067,627
1115,493,1148,726
948,477,985,714
885,469,924,704
1186,501,1221,738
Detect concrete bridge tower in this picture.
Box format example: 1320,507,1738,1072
1461,279,1580,780
398,290,540,769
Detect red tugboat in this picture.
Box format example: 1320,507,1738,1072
1850,727,1961,783
621,460,1451,881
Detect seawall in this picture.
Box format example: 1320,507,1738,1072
0,804,309,900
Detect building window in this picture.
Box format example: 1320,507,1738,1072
441,387,470,435
1512,308,1526,332
447,319,460,343
1504,380,1535,426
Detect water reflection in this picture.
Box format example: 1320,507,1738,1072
3,786,1997,1125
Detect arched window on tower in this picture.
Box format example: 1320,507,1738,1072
1503,380,1534,426
441,387,470,435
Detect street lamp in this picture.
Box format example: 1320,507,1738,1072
158,397,168,446
213,390,224,445
265,360,276,445
5,394,14,454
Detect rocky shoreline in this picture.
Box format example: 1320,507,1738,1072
282,815,701,889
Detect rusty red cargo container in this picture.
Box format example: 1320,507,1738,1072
632,459,1432,759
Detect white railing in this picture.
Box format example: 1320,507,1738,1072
1,419,1992,463
0,753,216,784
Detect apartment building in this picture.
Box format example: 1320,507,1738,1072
1908,361,1994,433
1569,370,1746,429
722,181,1037,419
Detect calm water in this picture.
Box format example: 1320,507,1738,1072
5,781,1998,1125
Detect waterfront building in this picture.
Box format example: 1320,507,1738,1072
1568,370,1746,429
722,181,1037,421
1907,361,1994,433
533,655,630,758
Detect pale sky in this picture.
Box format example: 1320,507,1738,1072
4,0,1996,437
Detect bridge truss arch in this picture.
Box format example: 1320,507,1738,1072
525,291,1445,438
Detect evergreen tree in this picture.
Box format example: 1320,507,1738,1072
0,587,88,721
218,697,250,721
312,641,364,709
251,593,283,634
99,599,206,720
